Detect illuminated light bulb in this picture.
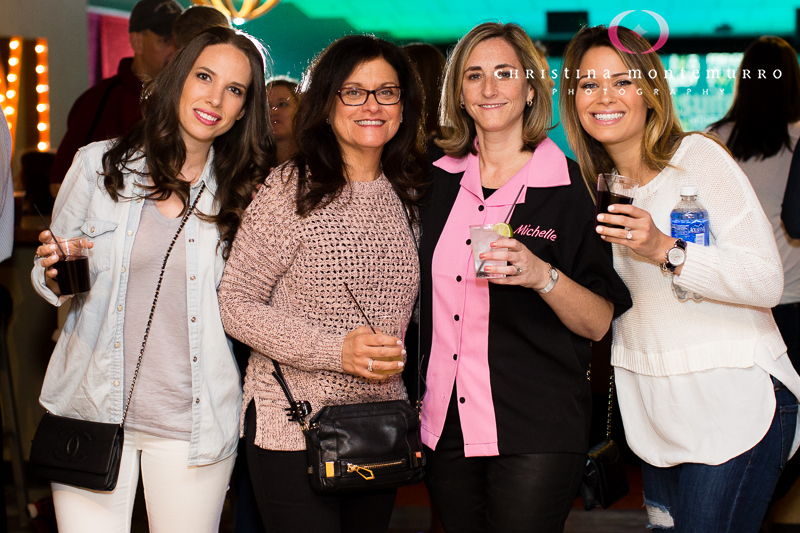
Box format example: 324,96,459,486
38,141,49,151
36,103,47,112
6,90,15,98
36,65,46,74
233,17,245,25
7,74,17,82
35,44,45,53
4,106,13,115
6,121,12,129
8,58,18,66
10,41,20,50
37,122,48,131
36,84,48,93
0,94,4,102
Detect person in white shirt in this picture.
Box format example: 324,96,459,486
710,37,800,507
0,117,12,263
560,25,800,532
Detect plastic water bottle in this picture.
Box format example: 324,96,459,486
671,186,709,246
670,186,709,301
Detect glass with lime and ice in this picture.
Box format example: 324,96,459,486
470,222,513,278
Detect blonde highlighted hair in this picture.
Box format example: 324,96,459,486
559,25,723,191
437,22,552,157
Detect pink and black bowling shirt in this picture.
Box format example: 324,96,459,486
418,138,631,457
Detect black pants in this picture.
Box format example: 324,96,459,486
770,301,800,504
424,394,584,533
245,402,397,533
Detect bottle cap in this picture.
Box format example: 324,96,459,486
680,186,698,197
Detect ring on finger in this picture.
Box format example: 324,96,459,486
367,358,374,373
514,264,522,276
626,231,632,240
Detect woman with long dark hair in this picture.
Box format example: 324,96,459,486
218,35,426,532
31,27,272,531
561,26,800,531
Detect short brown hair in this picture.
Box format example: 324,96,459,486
172,6,230,49
437,22,551,158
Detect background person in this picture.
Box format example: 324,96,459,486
710,35,800,507
172,4,230,49
266,76,300,165
50,0,181,194
31,27,272,532
218,34,426,533
419,22,631,533
560,25,800,531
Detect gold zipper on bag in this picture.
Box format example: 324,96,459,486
345,459,405,480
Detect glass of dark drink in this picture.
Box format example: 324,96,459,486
596,174,638,228
53,237,91,295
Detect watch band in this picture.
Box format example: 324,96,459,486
535,263,559,294
661,239,687,273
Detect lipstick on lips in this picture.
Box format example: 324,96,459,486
194,108,221,126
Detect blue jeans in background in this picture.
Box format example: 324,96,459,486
641,377,798,532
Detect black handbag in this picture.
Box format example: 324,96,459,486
580,369,630,511
272,360,426,495
270,195,425,494
29,184,205,491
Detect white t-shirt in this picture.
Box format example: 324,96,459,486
714,121,800,306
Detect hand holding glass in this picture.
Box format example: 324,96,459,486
596,174,638,229
470,224,507,278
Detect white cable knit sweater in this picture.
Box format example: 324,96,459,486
611,134,786,376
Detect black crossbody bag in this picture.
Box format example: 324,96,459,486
580,368,630,510
271,193,426,495
29,185,205,491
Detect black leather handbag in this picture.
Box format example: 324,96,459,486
580,369,630,510
29,185,205,491
272,359,426,495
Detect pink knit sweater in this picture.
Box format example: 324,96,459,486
218,163,419,451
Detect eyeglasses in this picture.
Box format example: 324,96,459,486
336,86,403,106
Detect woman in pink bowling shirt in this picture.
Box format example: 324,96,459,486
417,22,632,533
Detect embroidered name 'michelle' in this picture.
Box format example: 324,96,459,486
515,225,557,241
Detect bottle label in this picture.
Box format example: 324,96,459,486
671,218,709,246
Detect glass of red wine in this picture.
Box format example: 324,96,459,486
596,174,638,229
53,236,91,295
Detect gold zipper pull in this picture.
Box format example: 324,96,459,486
346,463,375,480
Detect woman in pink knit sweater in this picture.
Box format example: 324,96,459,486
218,35,426,532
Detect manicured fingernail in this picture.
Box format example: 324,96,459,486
597,214,604,221
401,349,407,355
600,235,606,240
595,226,603,233
396,340,402,346
608,205,615,211
397,362,405,368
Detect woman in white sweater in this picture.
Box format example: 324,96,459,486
560,26,800,531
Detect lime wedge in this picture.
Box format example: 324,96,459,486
493,223,513,238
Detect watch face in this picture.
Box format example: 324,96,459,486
668,247,686,266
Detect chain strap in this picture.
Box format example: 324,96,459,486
120,183,206,425
605,368,616,440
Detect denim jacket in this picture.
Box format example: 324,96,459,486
31,141,241,466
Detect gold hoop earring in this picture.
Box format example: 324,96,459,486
460,102,465,109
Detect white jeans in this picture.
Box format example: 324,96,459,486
52,429,236,533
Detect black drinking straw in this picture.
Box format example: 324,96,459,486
477,184,526,272
343,282,377,334
34,205,68,260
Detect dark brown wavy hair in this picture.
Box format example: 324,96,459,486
292,34,427,220
101,26,274,258
710,36,800,161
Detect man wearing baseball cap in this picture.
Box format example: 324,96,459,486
50,0,182,194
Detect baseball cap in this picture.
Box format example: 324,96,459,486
128,0,182,37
